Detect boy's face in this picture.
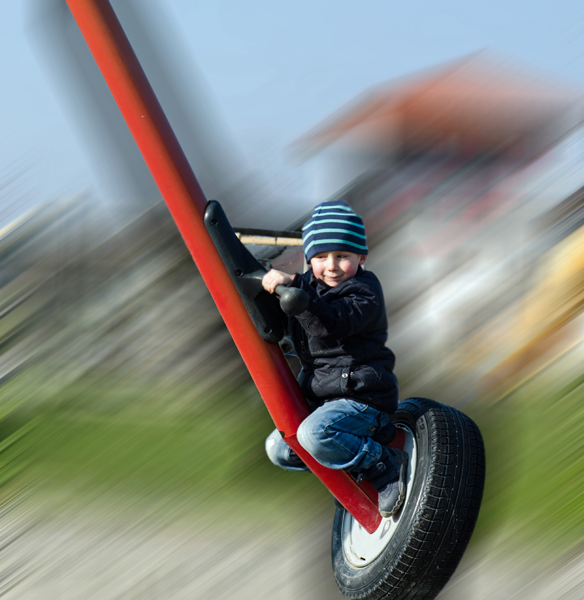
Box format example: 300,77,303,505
309,251,367,287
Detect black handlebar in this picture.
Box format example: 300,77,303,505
275,285,310,316
243,269,310,316
205,200,311,343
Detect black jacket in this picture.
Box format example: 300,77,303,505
287,267,398,414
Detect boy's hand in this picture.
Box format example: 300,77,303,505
262,269,294,294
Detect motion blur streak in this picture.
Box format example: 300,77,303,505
0,2,583,598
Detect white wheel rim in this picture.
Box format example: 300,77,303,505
341,424,417,567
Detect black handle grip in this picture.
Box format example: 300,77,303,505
275,285,310,316
246,269,309,315
276,285,310,317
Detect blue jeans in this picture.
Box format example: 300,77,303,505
265,399,395,475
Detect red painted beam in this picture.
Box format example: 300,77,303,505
65,0,382,533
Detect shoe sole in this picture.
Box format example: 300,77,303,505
379,452,408,518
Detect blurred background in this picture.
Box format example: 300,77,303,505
0,0,584,598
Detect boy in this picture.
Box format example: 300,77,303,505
262,200,408,517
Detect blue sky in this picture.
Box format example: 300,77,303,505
1,1,584,222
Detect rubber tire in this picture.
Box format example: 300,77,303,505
331,397,485,600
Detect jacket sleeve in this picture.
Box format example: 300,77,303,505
290,274,381,339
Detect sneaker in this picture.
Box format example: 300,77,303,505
377,450,408,517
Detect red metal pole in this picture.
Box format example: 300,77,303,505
65,0,382,533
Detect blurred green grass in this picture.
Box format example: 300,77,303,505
0,367,583,555
467,369,584,557
0,371,330,536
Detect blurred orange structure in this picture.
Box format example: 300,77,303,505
294,54,582,162
483,187,584,392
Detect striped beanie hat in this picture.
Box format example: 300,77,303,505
302,200,368,262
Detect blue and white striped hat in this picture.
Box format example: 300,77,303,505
302,200,368,262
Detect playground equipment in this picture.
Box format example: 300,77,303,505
65,2,485,597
